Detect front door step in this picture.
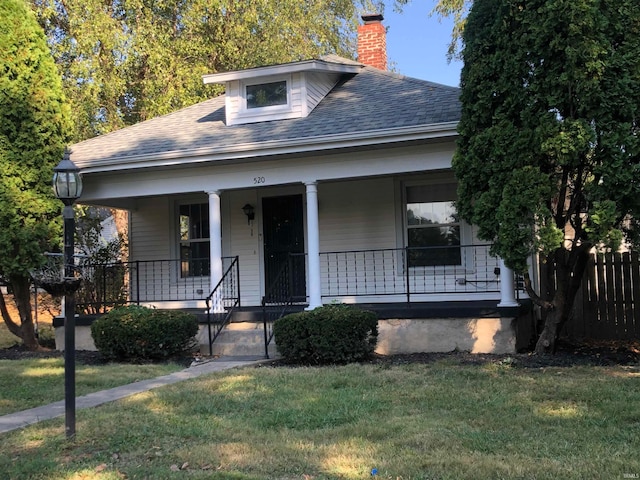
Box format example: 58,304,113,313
199,322,279,358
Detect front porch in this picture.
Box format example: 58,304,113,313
74,244,517,313
59,244,526,356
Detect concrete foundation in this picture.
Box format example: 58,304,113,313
375,317,516,355
56,317,516,355
55,325,96,351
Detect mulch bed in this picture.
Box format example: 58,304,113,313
259,339,640,369
1,339,638,369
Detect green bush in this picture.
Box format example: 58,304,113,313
273,304,378,365
90,305,199,361
36,324,56,349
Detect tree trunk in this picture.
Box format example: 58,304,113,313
535,246,591,355
0,275,41,351
110,208,129,261
535,301,566,354
0,293,22,337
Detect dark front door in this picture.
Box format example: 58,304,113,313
262,195,306,302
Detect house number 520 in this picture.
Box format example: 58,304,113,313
253,176,266,184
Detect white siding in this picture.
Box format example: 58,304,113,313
125,175,498,306
130,197,171,261
306,72,340,113
290,73,303,117
226,190,262,306
316,178,401,299
319,177,396,252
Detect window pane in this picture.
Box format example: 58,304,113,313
408,225,461,266
179,205,190,240
246,81,287,108
407,201,457,225
179,203,208,240
178,203,210,277
180,241,210,277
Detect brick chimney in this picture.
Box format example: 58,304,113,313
357,13,387,71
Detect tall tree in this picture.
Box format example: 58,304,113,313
453,0,640,353
0,0,71,350
31,0,359,141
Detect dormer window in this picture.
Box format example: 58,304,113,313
201,59,362,125
246,80,287,109
241,76,290,115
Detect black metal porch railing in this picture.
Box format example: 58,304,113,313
205,256,240,356
74,257,237,314
77,245,500,316
261,256,297,359
288,244,501,302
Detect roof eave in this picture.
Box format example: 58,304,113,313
78,122,459,174
202,59,362,84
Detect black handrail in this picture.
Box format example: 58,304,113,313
261,255,296,359
205,256,240,356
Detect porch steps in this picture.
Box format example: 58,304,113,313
201,322,279,358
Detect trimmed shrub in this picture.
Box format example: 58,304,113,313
90,305,199,361
273,304,378,365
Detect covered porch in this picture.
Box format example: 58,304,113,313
78,167,522,311
68,242,523,356
75,244,520,315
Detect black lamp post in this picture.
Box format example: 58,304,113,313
52,148,83,439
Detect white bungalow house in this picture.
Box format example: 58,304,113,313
60,15,524,356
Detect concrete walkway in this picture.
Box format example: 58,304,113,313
0,356,265,434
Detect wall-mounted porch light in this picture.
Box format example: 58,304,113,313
242,203,255,224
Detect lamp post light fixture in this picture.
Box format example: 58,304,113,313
53,148,83,439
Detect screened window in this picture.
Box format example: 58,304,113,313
179,203,210,277
246,80,287,109
406,183,461,267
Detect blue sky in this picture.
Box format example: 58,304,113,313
383,3,463,86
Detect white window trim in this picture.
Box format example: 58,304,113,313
395,175,475,274
174,197,211,281
239,74,292,117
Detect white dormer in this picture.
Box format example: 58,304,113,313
202,58,362,126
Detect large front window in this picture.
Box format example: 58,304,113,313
179,203,210,277
406,183,461,267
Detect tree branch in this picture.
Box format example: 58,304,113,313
0,293,22,338
523,272,554,310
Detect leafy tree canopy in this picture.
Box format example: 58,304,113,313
0,0,70,349
31,0,362,141
453,0,640,352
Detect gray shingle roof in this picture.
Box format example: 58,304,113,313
70,65,461,170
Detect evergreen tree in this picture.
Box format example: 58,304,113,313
0,0,71,349
453,0,640,353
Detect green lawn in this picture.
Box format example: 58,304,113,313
0,358,184,416
1,359,639,479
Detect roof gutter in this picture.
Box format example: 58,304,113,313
78,122,459,174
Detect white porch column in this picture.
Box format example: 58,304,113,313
497,258,519,307
305,181,322,310
208,190,224,312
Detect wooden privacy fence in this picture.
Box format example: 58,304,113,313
541,251,640,340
